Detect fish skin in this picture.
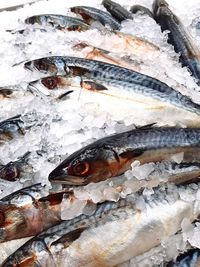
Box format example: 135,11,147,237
153,0,200,85
70,6,121,30
166,248,200,267
25,14,89,31
0,183,71,242
130,5,154,19
102,0,133,23
2,185,197,267
24,56,200,116
49,127,200,186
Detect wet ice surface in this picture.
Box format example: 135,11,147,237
1,0,200,265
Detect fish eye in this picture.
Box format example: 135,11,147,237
36,60,47,71
0,211,5,227
41,77,58,89
70,161,90,176
0,164,19,181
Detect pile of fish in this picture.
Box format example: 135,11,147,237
1,0,200,266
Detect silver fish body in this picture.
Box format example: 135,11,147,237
2,185,198,267
70,6,121,30
25,14,89,31
48,127,200,185
153,0,200,85
24,57,200,116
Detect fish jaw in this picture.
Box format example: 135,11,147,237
28,80,51,96
24,58,58,74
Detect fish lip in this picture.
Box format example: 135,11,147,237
49,170,87,185
24,61,33,71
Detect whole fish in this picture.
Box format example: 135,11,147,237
0,183,70,242
130,5,154,19
166,248,200,266
70,6,121,30
0,152,32,182
49,126,200,185
2,185,198,267
24,57,200,116
102,0,133,23
153,0,200,85
25,14,89,31
0,115,25,144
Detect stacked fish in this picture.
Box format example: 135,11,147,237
1,0,200,266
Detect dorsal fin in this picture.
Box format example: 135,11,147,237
135,122,157,130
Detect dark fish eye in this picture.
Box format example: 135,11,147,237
0,164,19,181
0,211,5,227
41,77,58,89
36,60,47,71
70,161,90,176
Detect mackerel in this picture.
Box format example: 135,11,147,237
24,57,200,115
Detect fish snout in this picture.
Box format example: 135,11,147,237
48,167,88,185
24,61,33,71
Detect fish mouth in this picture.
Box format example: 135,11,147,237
28,80,50,96
48,169,87,185
24,61,33,71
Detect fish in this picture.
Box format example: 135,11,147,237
0,115,25,145
70,6,121,30
0,183,70,242
130,5,154,19
49,126,200,185
73,42,141,71
166,248,200,266
25,14,89,31
24,56,200,117
153,0,200,85
0,152,32,182
2,185,198,267
0,89,13,99
102,0,133,23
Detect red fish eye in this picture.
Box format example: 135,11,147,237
41,77,57,89
0,211,5,227
71,161,90,176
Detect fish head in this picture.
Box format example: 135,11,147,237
28,75,74,97
49,144,120,185
24,58,58,74
0,162,20,182
152,0,168,16
25,15,42,25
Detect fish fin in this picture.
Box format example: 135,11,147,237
57,90,74,100
136,122,157,130
52,227,87,248
68,66,91,76
119,149,145,158
81,80,108,91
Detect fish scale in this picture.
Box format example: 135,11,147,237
25,57,200,115
2,185,198,267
